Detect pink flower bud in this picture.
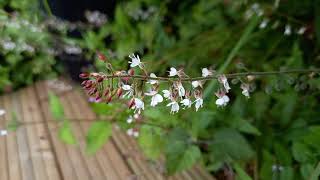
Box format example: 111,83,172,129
97,52,107,62
128,69,135,76
79,73,90,79
128,98,135,109
116,88,123,98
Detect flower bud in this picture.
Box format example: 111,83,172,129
97,52,107,62
79,73,90,79
81,80,88,86
128,69,135,76
96,76,104,83
104,88,110,97
116,88,123,98
106,95,112,103
128,98,135,109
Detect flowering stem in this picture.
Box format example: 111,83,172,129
101,68,320,82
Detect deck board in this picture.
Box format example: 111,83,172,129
0,79,215,180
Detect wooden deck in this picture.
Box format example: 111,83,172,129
0,80,215,180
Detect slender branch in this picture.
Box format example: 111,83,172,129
99,68,320,82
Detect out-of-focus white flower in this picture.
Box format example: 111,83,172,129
215,95,230,107
194,98,203,111
133,98,144,114
122,84,131,91
167,101,179,114
145,90,163,107
129,54,143,68
64,45,82,54
241,83,250,98
202,68,213,77
85,10,107,26
168,67,178,77
0,130,8,136
122,84,134,98
259,19,269,29
177,82,185,97
2,41,16,50
192,81,202,88
284,25,291,36
162,90,171,99
0,109,5,116
180,98,192,108
127,116,133,124
297,27,306,35
127,128,139,137
272,164,284,172
148,73,158,85
218,75,231,93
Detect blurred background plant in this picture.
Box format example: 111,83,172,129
2,0,320,179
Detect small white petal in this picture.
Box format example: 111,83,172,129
151,94,163,107
0,130,8,136
0,109,5,116
162,90,171,99
122,85,131,91
215,98,225,106
222,95,230,103
168,67,177,77
180,99,192,108
192,81,200,88
148,73,158,84
202,68,212,77
177,83,185,97
194,98,203,111
127,129,134,136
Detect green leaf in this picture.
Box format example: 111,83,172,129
48,92,64,121
292,142,313,163
309,162,320,180
234,162,252,180
138,125,164,160
209,128,254,162
300,164,314,180
274,143,292,166
86,121,112,154
166,144,201,175
58,121,77,145
233,119,261,136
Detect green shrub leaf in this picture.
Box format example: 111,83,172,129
86,121,112,154
48,92,64,121
58,121,77,145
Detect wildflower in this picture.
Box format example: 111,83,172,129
0,109,5,116
0,130,7,136
133,98,144,114
180,98,192,108
168,67,178,77
122,84,133,98
194,97,203,111
148,73,158,85
127,116,133,124
176,82,185,97
145,90,163,107
241,83,250,98
284,25,291,36
218,75,231,93
192,81,202,88
297,27,306,35
127,128,139,137
167,101,179,114
129,54,143,68
259,19,269,29
215,91,230,107
202,68,213,77
162,90,171,99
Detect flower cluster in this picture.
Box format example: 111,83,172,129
79,53,252,116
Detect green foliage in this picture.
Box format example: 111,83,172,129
85,121,112,154
48,92,64,121
138,125,164,160
58,121,77,145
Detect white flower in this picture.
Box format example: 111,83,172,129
167,101,179,114
122,84,131,91
145,90,163,107
180,98,192,108
0,109,5,116
129,54,143,68
218,75,231,93
192,81,201,88
202,68,212,77
148,73,158,85
177,82,185,97
259,19,269,29
122,84,133,98
241,83,250,98
168,67,178,77
297,27,306,35
133,98,144,114
0,130,8,136
284,25,291,36
194,98,203,111
162,90,171,99
215,95,230,107
127,128,139,137
127,116,133,124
